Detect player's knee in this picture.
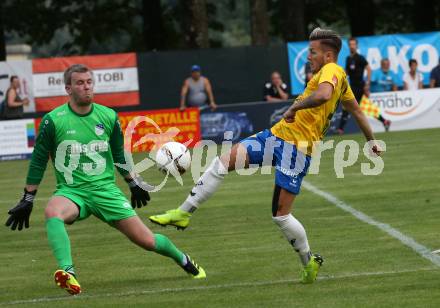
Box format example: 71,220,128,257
274,203,291,217
272,185,281,216
219,153,234,172
272,186,294,217
272,196,292,217
44,203,62,219
221,144,249,171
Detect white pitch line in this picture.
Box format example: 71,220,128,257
302,181,440,267
1,267,437,306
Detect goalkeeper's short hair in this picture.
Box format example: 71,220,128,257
64,64,94,85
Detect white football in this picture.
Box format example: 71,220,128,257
155,142,191,175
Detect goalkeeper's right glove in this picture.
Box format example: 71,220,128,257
5,189,36,231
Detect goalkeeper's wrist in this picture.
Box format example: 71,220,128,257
23,188,37,202
124,177,137,188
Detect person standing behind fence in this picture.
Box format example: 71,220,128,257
370,58,398,93
337,37,371,134
264,71,289,102
179,65,217,111
1,76,29,120
429,58,440,88
403,59,423,90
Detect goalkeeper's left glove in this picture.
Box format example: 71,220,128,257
125,175,151,209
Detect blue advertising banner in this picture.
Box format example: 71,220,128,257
287,31,440,94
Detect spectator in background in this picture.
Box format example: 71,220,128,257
429,58,440,88
1,76,29,120
180,65,217,111
338,37,371,134
264,71,289,102
403,59,423,90
370,58,398,92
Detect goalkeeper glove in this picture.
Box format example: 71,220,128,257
125,175,151,209
5,189,36,231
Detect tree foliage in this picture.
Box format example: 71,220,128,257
0,0,438,60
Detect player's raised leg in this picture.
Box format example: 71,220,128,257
271,185,323,284
45,196,82,295
114,216,206,278
149,141,248,229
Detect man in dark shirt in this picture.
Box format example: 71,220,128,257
338,37,371,134
264,71,289,102
430,58,440,88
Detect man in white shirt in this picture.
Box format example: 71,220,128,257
403,59,423,90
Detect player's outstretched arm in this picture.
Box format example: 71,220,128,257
342,98,382,155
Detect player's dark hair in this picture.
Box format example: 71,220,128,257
409,59,417,66
348,37,358,43
10,75,18,83
309,28,342,55
64,64,94,85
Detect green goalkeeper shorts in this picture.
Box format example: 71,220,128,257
53,184,136,224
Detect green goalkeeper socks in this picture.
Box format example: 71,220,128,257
46,217,75,274
153,233,186,265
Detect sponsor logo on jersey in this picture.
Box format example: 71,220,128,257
123,202,131,209
66,130,76,135
95,123,105,136
69,140,109,154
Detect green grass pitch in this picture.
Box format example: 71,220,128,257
1,128,440,307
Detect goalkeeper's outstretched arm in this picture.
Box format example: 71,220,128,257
6,114,54,231
26,114,55,189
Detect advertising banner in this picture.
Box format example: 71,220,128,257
0,60,35,112
118,107,201,152
201,101,360,143
32,53,140,112
367,88,440,132
288,31,440,94
0,119,35,160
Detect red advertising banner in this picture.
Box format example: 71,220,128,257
32,53,140,112
118,107,200,153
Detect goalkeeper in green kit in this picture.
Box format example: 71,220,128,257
4,64,205,295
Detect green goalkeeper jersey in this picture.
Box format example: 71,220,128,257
26,103,129,189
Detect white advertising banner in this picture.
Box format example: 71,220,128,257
32,53,140,111
0,119,35,161
33,67,139,98
368,88,440,132
0,60,35,112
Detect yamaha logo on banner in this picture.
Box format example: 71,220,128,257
287,31,440,95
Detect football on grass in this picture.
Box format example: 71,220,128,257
155,142,191,175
